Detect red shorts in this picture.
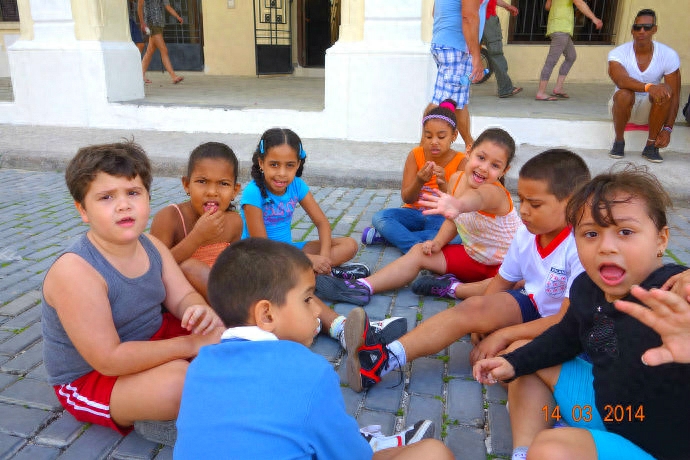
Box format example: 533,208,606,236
441,244,501,282
53,312,190,434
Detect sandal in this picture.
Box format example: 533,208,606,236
535,96,559,102
499,87,523,98
551,91,569,99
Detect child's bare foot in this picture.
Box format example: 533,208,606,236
172,76,184,84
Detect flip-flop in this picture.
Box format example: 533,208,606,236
172,76,184,84
551,91,569,99
535,96,559,102
499,87,523,98
144,78,152,84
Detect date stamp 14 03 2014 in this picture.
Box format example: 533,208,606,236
542,405,646,423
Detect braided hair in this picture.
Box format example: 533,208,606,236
251,128,306,199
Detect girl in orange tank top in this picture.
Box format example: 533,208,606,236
361,99,467,253
150,142,243,299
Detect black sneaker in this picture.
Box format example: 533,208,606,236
338,316,407,349
410,274,459,298
608,140,625,159
345,307,398,392
360,419,435,451
641,144,663,163
331,262,371,280
315,275,371,305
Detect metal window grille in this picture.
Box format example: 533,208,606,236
508,0,618,44
0,0,19,21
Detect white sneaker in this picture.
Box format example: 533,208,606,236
338,316,407,349
360,420,435,451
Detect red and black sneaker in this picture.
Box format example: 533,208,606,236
345,307,392,392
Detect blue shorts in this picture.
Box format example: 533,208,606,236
130,18,144,43
507,289,541,322
431,44,472,109
553,358,655,460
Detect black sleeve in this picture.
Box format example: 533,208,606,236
502,276,587,378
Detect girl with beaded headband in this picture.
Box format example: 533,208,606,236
361,99,467,253
240,128,386,350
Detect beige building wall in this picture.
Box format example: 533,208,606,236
202,1,257,75
499,0,688,83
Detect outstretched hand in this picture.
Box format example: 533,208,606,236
419,191,462,219
614,284,690,365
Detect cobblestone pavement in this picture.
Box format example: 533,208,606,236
1,168,690,459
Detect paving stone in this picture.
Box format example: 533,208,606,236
448,341,474,377
421,297,453,318
110,431,158,460
0,432,25,459
310,334,341,362
153,445,173,459
341,386,365,416
408,357,444,396
0,402,53,437
486,381,508,403
488,402,513,456
356,409,396,436
0,304,41,332
406,394,443,439
0,372,18,391
447,378,484,427
1,341,43,374
34,412,85,448
362,374,404,412
58,424,121,460
8,443,60,460
0,322,42,357
0,291,41,317
0,377,62,411
444,425,487,460
26,363,49,382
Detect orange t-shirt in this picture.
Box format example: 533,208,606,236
403,146,465,210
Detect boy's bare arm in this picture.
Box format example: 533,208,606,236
44,255,219,377
150,235,223,333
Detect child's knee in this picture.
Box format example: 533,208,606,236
527,429,571,460
157,360,190,408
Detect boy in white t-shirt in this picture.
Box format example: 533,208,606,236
344,149,591,392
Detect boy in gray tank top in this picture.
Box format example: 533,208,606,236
41,141,223,435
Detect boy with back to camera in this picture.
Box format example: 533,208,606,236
345,150,591,392
174,238,454,459
41,142,223,435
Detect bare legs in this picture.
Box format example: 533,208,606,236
365,244,448,294
612,87,673,146
141,33,182,83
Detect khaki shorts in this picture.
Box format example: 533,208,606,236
608,92,652,125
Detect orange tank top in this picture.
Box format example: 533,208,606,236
403,147,465,210
171,203,230,267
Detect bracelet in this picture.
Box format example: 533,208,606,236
644,83,653,92
663,125,673,133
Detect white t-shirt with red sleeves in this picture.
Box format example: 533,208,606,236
498,225,584,318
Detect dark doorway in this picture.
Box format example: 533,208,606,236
298,0,339,68
254,0,293,75
137,0,204,71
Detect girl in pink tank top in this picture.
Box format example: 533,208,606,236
150,142,243,299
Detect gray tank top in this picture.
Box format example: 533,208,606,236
42,234,165,385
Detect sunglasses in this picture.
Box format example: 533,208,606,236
632,24,654,31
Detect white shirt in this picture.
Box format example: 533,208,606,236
499,225,584,317
608,41,680,92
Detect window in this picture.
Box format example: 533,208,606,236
0,0,19,21
508,0,619,44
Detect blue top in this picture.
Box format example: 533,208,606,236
175,332,373,459
432,0,488,52
42,234,165,385
239,177,309,243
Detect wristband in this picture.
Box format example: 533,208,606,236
644,83,653,92
663,125,673,133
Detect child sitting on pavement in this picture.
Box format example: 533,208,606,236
41,142,223,435
150,142,243,300
361,99,466,253
474,165,690,460
316,127,522,307
343,149,591,392
174,238,454,460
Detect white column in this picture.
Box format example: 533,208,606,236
325,0,434,142
7,0,143,126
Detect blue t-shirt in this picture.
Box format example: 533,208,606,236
175,335,373,459
239,177,309,244
432,0,489,52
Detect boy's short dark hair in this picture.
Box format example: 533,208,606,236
65,141,152,205
635,9,656,23
519,149,591,201
566,164,671,231
208,238,314,327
